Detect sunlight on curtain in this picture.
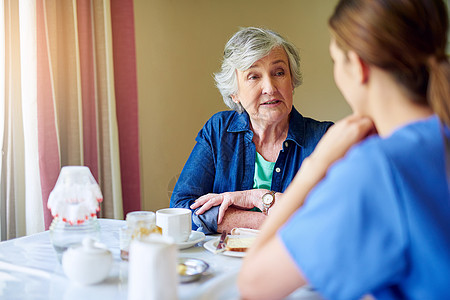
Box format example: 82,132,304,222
20,0,44,236
0,0,41,240
1,0,140,240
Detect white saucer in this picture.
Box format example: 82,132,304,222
177,231,206,249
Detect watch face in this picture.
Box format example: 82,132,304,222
262,193,274,205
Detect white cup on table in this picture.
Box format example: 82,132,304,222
156,208,192,243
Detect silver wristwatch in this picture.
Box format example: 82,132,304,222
261,191,275,215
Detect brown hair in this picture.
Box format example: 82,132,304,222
329,0,450,125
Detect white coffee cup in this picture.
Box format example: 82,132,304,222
156,208,192,243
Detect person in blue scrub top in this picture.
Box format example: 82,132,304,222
239,0,450,299
170,27,333,234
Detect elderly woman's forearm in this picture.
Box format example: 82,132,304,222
216,207,266,233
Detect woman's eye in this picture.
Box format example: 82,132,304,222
275,70,285,76
248,75,259,80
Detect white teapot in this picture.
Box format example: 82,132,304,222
62,237,113,285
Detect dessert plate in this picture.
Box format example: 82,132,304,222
203,237,245,258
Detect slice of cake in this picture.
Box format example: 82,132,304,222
225,236,256,252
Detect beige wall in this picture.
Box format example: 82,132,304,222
133,0,351,212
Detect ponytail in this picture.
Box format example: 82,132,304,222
429,54,450,191
428,55,450,126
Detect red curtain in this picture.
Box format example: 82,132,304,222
110,0,141,217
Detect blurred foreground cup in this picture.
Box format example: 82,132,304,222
128,235,178,300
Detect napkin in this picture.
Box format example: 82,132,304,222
128,235,178,300
230,227,260,236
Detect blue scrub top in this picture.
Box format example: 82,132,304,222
279,116,450,299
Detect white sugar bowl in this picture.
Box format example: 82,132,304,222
62,237,113,285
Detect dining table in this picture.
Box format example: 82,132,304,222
0,218,322,300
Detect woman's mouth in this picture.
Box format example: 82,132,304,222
262,100,281,105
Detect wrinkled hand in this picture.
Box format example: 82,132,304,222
308,114,376,173
190,191,257,224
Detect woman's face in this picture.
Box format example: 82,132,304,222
231,47,293,126
329,38,365,114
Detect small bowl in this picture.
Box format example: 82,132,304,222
178,257,209,283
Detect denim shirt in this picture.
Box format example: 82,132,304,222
170,107,333,234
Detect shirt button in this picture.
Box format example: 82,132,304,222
275,167,281,173
285,142,288,147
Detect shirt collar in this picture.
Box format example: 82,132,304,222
227,106,306,148
286,106,305,148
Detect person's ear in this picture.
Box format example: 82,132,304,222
230,94,240,104
348,50,370,84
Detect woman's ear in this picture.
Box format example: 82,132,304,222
348,50,370,84
231,94,240,104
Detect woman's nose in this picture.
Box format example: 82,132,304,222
261,77,277,95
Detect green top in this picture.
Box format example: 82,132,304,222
250,152,275,212
253,152,275,189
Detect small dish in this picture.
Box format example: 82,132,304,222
177,231,206,249
178,257,209,283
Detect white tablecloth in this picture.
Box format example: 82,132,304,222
0,219,321,300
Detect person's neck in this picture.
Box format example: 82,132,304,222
251,117,289,161
368,70,434,137
251,117,289,144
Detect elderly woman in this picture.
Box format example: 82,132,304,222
170,27,332,234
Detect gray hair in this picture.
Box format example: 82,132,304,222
214,27,303,113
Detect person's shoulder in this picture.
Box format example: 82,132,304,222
198,110,244,138
289,109,333,147
291,108,333,132
303,116,334,131
296,108,333,128
321,116,445,209
337,117,441,177
373,116,440,158
203,110,239,128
